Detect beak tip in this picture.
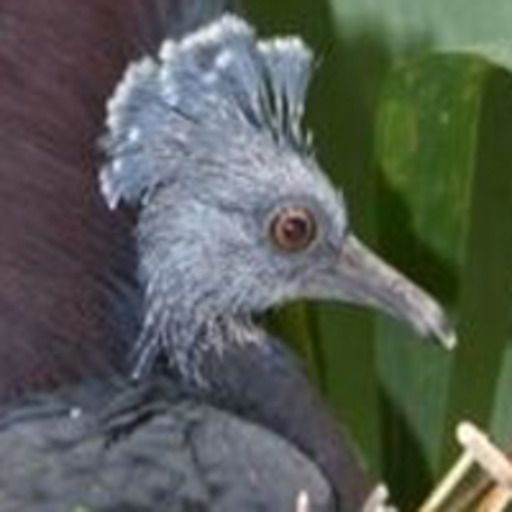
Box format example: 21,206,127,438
428,311,457,351
441,331,458,351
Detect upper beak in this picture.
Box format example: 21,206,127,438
308,234,457,350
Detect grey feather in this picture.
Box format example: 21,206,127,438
100,13,347,381
100,14,313,209
161,0,239,40
100,14,346,381
0,380,334,512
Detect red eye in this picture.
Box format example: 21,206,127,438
269,207,317,252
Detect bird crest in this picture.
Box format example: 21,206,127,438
100,14,313,209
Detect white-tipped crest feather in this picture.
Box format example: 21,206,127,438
100,14,313,209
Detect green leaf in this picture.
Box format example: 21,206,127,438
491,339,512,444
440,61,512,463
269,302,323,385
374,54,512,505
329,0,512,58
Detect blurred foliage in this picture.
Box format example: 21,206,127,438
244,0,512,509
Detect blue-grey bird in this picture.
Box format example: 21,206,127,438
0,1,455,511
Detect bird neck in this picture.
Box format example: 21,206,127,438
165,313,368,510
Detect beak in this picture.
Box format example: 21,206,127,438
307,234,457,349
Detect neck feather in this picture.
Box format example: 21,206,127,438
141,310,369,510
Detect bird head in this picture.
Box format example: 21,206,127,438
100,15,456,375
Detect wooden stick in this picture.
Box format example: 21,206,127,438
457,422,512,490
476,487,512,512
419,422,512,512
419,451,474,512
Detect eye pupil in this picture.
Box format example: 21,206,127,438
282,217,308,241
270,207,317,252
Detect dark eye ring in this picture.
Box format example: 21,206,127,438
269,207,317,252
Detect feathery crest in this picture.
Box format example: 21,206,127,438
100,14,313,209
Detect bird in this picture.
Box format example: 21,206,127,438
0,1,456,511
